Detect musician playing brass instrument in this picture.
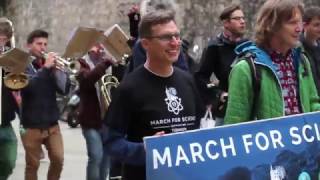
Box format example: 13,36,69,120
76,43,117,180
41,51,81,75
20,29,71,180
0,17,19,180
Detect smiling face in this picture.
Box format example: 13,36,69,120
272,7,303,50
141,20,181,66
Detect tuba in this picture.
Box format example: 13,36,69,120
100,74,119,110
0,18,29,90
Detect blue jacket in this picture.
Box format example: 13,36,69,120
21,62,70,129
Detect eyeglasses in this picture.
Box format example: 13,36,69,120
147,33,181,42
229,16,245,21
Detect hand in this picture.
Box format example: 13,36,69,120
220,92,228,102
43,52,56,69
128,4,139,15
144,131,165,150
154,131,165,136
218,92,228,111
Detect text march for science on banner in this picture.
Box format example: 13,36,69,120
144,112,320,180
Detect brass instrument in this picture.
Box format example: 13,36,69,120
100,74,119,110
0,17,29,90
2,49,30,90
3,72,28,89
41,51,81,74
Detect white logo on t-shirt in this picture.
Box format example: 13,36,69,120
164,87,183,115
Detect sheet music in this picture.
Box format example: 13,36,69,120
0,48,30,73
63,27,104,59
101,24,131,62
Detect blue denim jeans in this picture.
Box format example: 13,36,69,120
0,124,17,180
82,128,110,180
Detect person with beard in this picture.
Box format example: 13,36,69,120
194,4,247,126
76,43,115,180
20,29,70,180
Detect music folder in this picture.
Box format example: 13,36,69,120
101,24,132,62
0,48,30,73
62,27,104,59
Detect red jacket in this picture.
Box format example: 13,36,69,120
77,58,111,129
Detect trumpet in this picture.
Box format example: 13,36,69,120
41,51,80,74
100,74,119,110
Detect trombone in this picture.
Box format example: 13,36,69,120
3,72,28,90
41,51,81,74
100,74,119,110
0,17,29,90
1,47,29,90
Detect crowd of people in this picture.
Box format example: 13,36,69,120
1,0,320,180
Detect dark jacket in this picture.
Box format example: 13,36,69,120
194,33,248,117
1,81,19,127
21,60,70,129
77,58,112,129
301,37,320,95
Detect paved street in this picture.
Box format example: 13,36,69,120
9,119,87,180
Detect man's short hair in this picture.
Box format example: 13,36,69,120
254,0,304,47
138,10,176,38
27,29,49,44
219,4,242,21
303,6,320,24
140,0,178,17
0,17,13,39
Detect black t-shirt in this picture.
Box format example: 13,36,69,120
105,66,204,180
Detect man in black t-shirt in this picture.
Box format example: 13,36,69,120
103,10,204,180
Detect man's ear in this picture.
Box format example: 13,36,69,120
140,38,149,50
223,19,229,28
26,43,31,50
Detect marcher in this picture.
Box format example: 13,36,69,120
103,10,204,180
0,17,19,180
20,29,71,180
301,6,320,95
77,44,114,180
225,2,320,178
194,4,247,125
225,0,320,123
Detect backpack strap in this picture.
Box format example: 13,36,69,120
243,53,261,120
300,51,309,77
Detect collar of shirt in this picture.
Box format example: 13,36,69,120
269,49,294,64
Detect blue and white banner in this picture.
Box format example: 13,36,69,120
144,112,320,180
